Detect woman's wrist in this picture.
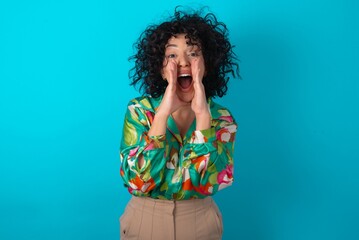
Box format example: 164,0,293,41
154,109,170,120
195,111,211,130
148,111,170,136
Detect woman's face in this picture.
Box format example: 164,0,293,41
162,34,205,103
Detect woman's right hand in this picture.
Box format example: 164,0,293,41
157,59,190,116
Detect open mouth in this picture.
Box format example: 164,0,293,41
177,74,193,90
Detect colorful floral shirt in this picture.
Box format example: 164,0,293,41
119,95,237,200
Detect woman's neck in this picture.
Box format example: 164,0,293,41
171,106,195,137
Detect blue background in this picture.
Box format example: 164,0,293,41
1,0,358,239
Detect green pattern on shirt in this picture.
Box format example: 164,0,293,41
120,95,237,200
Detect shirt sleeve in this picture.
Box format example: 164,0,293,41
182,115,237,196
119,101,167,196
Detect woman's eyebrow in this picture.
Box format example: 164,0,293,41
165,44,178,48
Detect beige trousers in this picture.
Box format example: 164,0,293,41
120,196,223,240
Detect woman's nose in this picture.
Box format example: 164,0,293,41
178,54,190,67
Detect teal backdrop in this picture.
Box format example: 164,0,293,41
1,0,358,239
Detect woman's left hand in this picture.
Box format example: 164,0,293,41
190,58,209,116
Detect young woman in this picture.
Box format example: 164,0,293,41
119,7,239,240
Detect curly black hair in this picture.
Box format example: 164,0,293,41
128,7,240,98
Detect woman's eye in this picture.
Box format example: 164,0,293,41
188,52,199,57
167,54,176,59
